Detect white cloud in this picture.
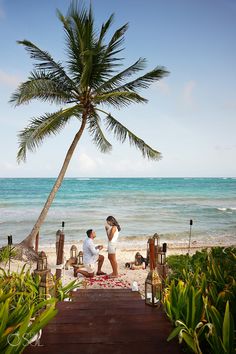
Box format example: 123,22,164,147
0,70,21,87
77,153,98,172
223,99,236,111
182,80,196,107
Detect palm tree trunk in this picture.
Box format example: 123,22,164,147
20,116,87,249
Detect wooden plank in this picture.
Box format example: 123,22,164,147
23,289,182,354
56,301,146,310
24,341,182,354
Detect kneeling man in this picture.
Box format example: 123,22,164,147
77,229,106,278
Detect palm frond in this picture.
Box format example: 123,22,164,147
87,23,129,88
63,2,97,89
17,105,81,162
57,10,83,84
105,113,162,160
10,71,73,106
95,91,147,108
96,58,147,93
17,40,75,88
88,111,112,153
115,66,169,93
105,23,128,59
98,14,114,45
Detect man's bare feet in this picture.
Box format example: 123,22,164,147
96,271,106,276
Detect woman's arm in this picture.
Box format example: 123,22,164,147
107,226,117,241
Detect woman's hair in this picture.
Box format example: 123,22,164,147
106,216,121,231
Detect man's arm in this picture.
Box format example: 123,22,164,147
88,239,100,255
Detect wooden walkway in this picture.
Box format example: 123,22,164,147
24,289,182,354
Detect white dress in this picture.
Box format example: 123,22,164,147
106,226,119,254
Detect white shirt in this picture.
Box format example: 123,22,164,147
83,237,99,265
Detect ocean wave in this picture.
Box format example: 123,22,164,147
217,207,236,212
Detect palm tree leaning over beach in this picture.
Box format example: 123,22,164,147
10,1,169,254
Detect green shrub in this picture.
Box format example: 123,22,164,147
0,266,80,353
164,247,236,354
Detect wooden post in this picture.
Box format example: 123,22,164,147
149,238,155,271
56,232,64,281
35,231,39,253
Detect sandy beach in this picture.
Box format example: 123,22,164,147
3,239,234,299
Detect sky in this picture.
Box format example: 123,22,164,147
0,0,236,178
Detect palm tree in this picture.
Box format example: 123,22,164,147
10,1,169,252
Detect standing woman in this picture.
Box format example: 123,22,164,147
105,216,121,278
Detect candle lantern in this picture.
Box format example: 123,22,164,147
34,251,54,299
162,243,167,253
37,251,47,271
145,269,162,307
39,271,54,299
145,234,162,306
77,251,83,266
70,245,78,259
153,233,160,265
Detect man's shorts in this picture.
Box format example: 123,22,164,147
82,263,96,274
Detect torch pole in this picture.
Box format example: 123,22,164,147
8,235,12,273
188,220,193,255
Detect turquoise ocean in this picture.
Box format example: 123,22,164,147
0,178,235,248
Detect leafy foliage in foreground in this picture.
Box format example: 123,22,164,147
0,246,17,265
0,266,80,353
164,247,236,353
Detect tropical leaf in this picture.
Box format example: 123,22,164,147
222,301,234,354
10,71,74,106
104,113,162,160
88,112,112,153
17,105,81,162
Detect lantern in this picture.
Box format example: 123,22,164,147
145,269,162,307
153,233,160,265
34,251,54,299
37,251,47,271
39,271,54,299
77,251,83,265
70,245,78,258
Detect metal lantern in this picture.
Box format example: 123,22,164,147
153,233,160,247
34,251,54,299
161,243,167,264
39,271,54,299
153,233,160,265
70,245,78,258
145,270,162,307
37,251,47,271
77,251,83,265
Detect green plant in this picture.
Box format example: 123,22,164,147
0,246,17,266
55,278,80,301
164,247,236,353
205,301,235,354
0,267,58,353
